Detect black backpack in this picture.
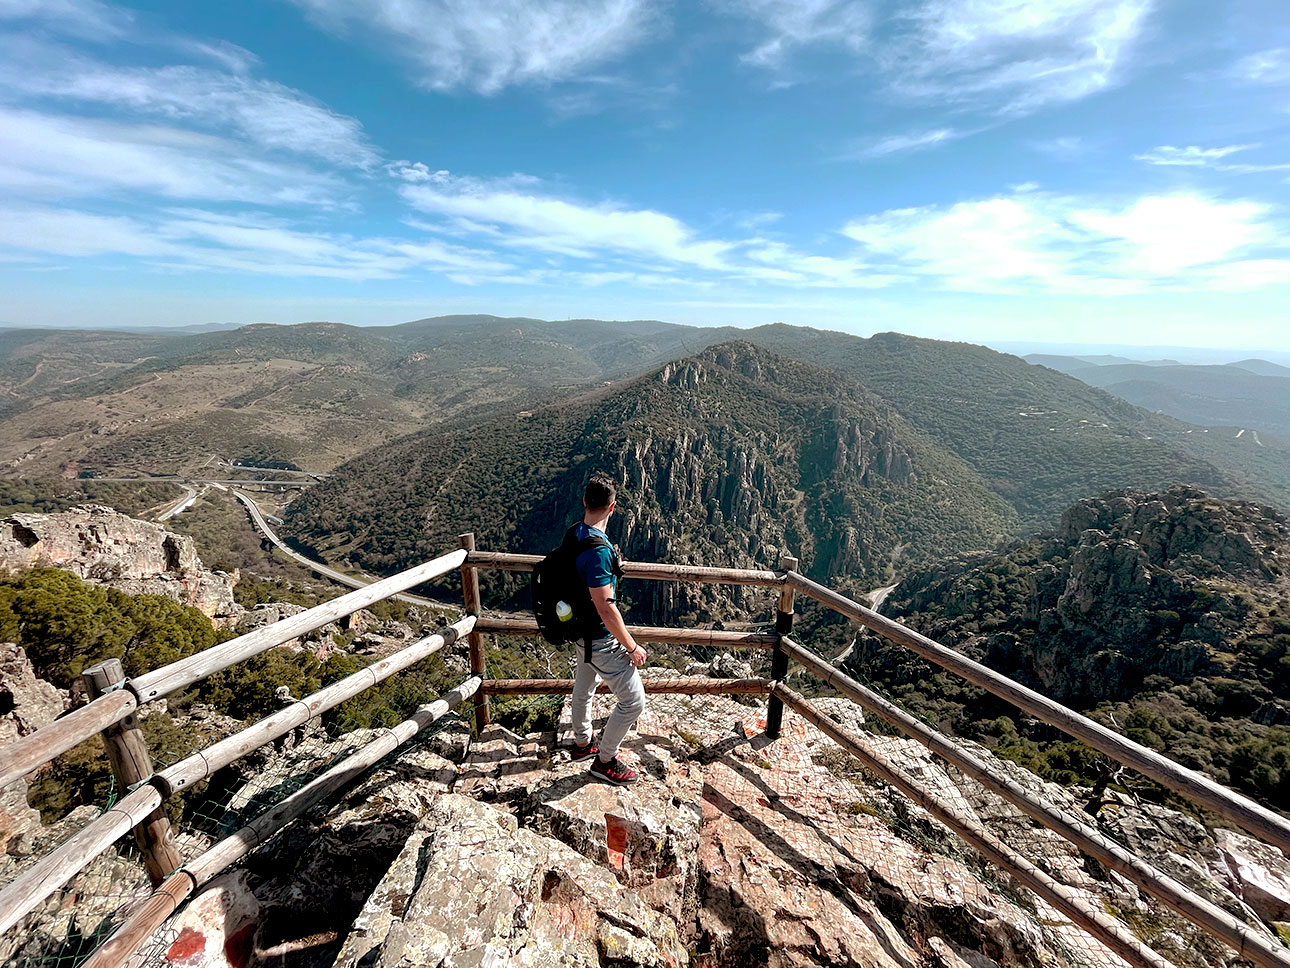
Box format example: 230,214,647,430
531,525,621,645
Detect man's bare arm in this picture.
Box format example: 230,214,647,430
589,584,646,667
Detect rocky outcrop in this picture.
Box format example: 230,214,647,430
0,642,68,860
0,506,239,621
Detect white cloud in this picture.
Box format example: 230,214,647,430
717,0,871,68
0,107,346,206
841,190,1286,294
0,39,377,169
1134,144,1290,175
0,205,517,281
843,127,962,159
1232,47,1290,86
286,0,658,94
727,0,1152,114
0,0,131,39
399,170,736,270
1135,145,1256,166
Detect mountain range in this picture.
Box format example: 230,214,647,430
1026,353,1290,441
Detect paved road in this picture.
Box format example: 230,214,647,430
231,489,438,607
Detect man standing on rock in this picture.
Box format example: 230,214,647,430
569,472,647,785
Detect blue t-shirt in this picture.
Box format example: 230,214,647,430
573,522,615,639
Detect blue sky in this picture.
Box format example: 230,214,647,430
2,0,1289,350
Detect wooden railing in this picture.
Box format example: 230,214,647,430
2,535,1289,968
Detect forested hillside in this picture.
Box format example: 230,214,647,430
283,341,1016,621
743,326,1288,526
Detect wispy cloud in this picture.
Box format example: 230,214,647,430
1135,144,1290,174
0,0,132,39
0,37,378,169
715,0,871,69
842,127,963,159
0,107,347,206
0,205,516,280
286,0,660,95
727,0,1153,115
841,190,1288,294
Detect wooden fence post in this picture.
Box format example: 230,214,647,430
459,533,491,730
765,554,798,739
81,659,182,885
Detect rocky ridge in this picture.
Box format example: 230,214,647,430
105,670,1290,968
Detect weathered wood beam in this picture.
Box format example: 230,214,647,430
132,548,468,702
483,677,773,695
773,684,1179,968
459,534,490,730
155,617,474,796
787,570,1290,856
0,784,163,938
0,549,470,787
79,677,481,968
466,550,784,586
778,638,1290,968
82,659,182,884
474,614,778,647
0,688,136,790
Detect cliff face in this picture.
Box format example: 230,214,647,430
0,506,239,622
284,341,1015,622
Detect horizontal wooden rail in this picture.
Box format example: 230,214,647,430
474,614,779,648
779,638,1290,968
788,571,1290,855
773,685,1177,968
466,550,784,586
0,785,163,938
484,677,773,695
133,548,467,701
156,617,474,795
81,677,481,968
0,689,136,791
0,550,469,788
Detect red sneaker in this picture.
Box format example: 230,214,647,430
569,739,599,761
589,755,637,785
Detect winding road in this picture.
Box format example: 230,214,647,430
231,489,438,607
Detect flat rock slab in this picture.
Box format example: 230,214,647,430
372,793,687,968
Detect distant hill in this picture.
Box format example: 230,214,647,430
1226,358,1290,379
282,341,1017,619
1024,353,1180,373
1062,362,1290,439
0,316,737,478
860,486,1290,810
740,327,1284,530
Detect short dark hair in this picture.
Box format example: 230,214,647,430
584,472,617,511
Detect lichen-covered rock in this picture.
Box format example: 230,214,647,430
371,793,687,968
1211,828,1290,923
0,506,239,621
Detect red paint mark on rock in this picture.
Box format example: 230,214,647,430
166,926,206,962
224,921,257,968
605,814,627,870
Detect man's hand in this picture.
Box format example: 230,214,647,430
590,584,646,667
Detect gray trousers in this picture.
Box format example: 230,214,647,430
571,635,646,762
